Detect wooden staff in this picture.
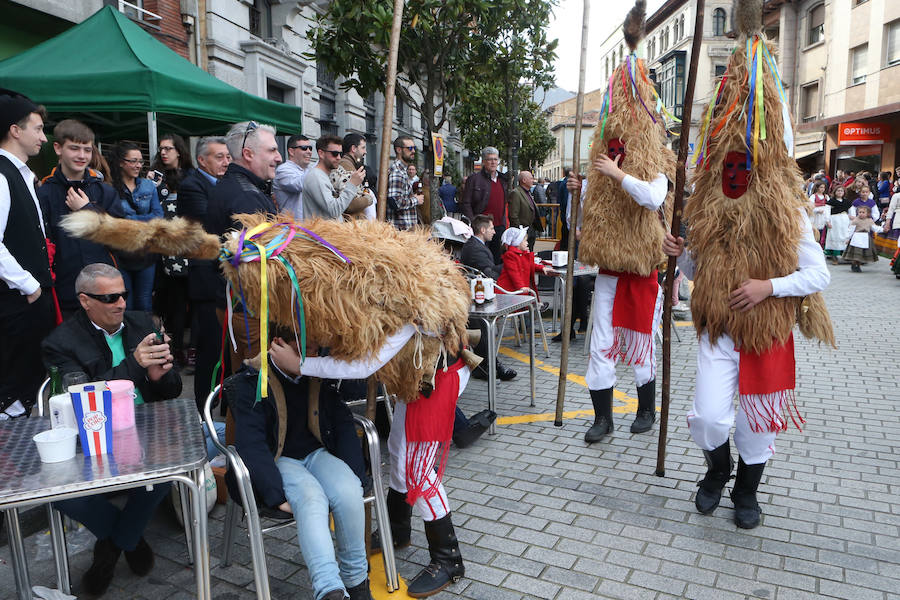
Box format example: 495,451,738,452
656,0,706,476
554,0,590,426
375,0,405,222
370,0,405,420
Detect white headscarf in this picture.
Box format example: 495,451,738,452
501,226,528,248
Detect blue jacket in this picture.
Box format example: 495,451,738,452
438,183,457,212
37,167,124,311
118,177,163,221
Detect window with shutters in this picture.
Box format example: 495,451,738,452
886,20,900,67
807,4,824,46
800,83,818,122
850,44,867,85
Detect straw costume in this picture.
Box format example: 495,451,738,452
578,0,675,443
678,0,835,529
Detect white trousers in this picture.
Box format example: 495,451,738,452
585,273,663,390
687,332,779,465
387,366,469,522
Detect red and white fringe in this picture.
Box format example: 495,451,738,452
405,440,450,513
603,328,653,367
739,389,805,433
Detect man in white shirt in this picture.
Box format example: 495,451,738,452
302,135,367,220
0,88,55,418
273,134,313,220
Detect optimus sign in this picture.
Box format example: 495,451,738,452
837,122,891,146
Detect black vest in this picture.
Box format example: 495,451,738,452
0,155,52,297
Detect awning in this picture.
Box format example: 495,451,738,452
0,6,301,137
794,148,822,161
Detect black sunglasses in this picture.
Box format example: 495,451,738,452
81,291,129,304
241,121,259,152
291,145,313,151
324,150,343,157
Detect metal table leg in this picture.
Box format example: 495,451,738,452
528,303,536,408
47,505,71,594
5,508,31,600
485,316,497,434
185,470,211,600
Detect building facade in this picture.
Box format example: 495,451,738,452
6,0,461,174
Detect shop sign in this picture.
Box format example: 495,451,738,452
837,122,890,146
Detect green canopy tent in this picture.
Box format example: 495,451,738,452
0,5,301,146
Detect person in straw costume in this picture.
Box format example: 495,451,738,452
663,0,835,529
568,0,675,443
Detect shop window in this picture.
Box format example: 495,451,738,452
850,44,867,85
800,82,818,122
807,4,824,46
713,8,726,36
886,20,900,67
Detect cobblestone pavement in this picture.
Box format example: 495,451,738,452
2,259,898,599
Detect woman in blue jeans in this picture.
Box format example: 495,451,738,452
109,142,162,311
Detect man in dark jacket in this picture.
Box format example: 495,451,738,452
40,263,181,595
226,335,372,600
38,119,123,314
507,170,542,251
460,147,508,262
459,215,516,381
177,136,229,406
207,122,281,373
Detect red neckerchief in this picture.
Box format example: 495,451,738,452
738,334,803,432
598,269,658,366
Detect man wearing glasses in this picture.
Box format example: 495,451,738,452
41,263,181,595
273,134,313,220
460,146,508,262
302,134,367,220
386,136,424,230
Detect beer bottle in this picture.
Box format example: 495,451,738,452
49,366,63,396
474,278,485,305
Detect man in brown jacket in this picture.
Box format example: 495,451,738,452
460,146,508,261
507,170,542,250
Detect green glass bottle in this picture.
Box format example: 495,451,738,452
48,366,63,396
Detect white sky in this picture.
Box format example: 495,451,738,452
547,0,667,92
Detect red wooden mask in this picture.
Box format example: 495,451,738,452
722,151,750,199
607,138,626,164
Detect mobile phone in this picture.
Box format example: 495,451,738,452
148,170,164,184
68,181,84,192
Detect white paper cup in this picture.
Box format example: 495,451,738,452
33,428,78,463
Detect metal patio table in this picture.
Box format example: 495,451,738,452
469,294,537,433
0,398,210,600
546,260,599,332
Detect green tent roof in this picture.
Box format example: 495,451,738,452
0,6,301,137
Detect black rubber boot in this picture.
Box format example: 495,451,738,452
695,441,734,514
731,458,765,529
370,488,412,553
630,380,656,433
585,388,614,443
406,514,465,598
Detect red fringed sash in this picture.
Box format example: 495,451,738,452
738,334,803,432
599,269,658,366
45,237,62,326
404,358,464,507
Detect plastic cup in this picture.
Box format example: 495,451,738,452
107,380,136,431
33,428,78,463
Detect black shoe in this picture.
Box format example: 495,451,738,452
346,578,373,600
731,458,765,529
630,380,656,433
496,360,517,381
82,538,122,596
322,590,346,600
585,388,613,443
552,329,577,343
851,264,862,272
123,536,154,576
371,488,412,553
695,441,734,515
471,365,488,380
406,514,464,598
452,421,489,448
468,409,497,428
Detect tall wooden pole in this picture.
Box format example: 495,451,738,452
376,0,406,222
370,0,405,421
554,0,590,427
656,0,706,476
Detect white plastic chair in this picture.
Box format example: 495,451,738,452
203,384,399,598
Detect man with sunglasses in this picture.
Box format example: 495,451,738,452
274,133,313,220
387,136,425,230
302,134,366,220
41,263,181,595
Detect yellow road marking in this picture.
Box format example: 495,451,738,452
369,556,410,598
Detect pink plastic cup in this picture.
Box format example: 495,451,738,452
107,380,136,431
